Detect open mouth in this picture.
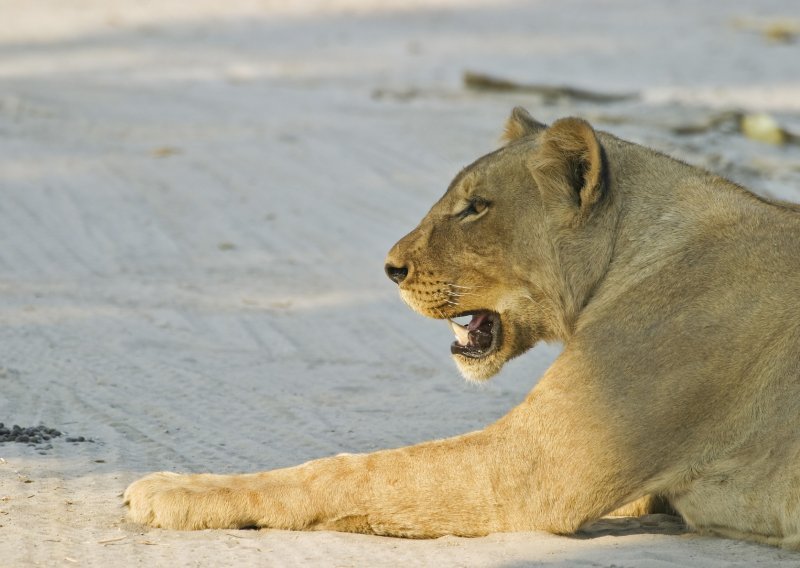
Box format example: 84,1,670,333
448,311,501,359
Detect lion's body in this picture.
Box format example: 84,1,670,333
126,109,800,549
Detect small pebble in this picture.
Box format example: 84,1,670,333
0,423,67,450
0,424,93,452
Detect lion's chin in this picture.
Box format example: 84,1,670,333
452,353,506,383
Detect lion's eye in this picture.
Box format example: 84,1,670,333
458,199,489,220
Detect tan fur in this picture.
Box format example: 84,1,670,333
125,108,800,549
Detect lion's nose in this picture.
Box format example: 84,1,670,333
384,263,408,285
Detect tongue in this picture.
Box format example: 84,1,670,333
468,312,491,332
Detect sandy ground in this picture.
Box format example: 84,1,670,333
1,1,800,566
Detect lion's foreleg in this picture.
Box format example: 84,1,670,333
124,430,516,536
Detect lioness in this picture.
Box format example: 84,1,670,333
125,108,800,549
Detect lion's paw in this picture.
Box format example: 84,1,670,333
125,471,283,530
124,471,198,529
125,471,254,529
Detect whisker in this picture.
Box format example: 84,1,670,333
429,303,451,319
448,284,484,289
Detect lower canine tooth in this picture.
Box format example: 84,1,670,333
449,320,470,346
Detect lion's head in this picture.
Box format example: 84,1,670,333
385,108,619,381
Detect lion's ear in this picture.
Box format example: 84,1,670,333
502,107,546,143
529,117,605,224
